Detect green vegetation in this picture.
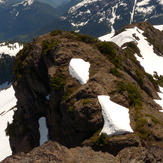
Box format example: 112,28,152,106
117,81,142,106
97,41,117,56
136,68,144,85
42,40,60,55
94,133,109,146
85,129,110,147
133,105,150,139
97,41,123,69
50,76,65,90
123,42,140,65
126,42,140,55
153,72,163,87
67,106,74,113
70,32,98,44
63,87,73,101
14,44,29,79
135,118,150,139
110,67,123,78
146,73,158,89
50,30,62,36
83,99,91,104
145,114,163,126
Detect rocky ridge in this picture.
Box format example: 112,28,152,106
3,22,163,162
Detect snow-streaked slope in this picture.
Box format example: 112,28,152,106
68,0,99,14
69,58,90,85
99,27,163,76
66,0,163,36
0,42,23,57
98,95,133,136
0,86,17,161
38,117,49,145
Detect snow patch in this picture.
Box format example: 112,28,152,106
135,5,155,15
0,0,5,4
154,25,163,31
46,94,50,100
68,0,99,14
98,95,133,136
0,86,17,161
69,58,90,85
110,4,118,33
0,42,23,57
157,0,163,5
130,0,137,24
154,87,163,112
38,117,49,145
136,0,151,7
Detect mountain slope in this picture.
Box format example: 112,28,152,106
99,22,163,113
1,22,162,162
0,22,163,162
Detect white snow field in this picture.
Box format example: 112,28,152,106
38,117,49,145
69,58,90,85
0,42,23,57
98,95,133,136
0,86,17,161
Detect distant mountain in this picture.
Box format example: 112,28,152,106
0,0,162,41
62,0,163,36
0,0,58,42
36,0,71,8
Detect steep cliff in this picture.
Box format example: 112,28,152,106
4,23,163,161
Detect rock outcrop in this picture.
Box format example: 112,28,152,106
6,23,163,161
2,141,118,163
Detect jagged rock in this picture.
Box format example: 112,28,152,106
2,141,118,163
8,25,163,157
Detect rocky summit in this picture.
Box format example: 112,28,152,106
2,22,163,162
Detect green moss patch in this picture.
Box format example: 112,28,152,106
117,81,142,106
50,76,65,90
110,67,123,78
42,40,60,55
